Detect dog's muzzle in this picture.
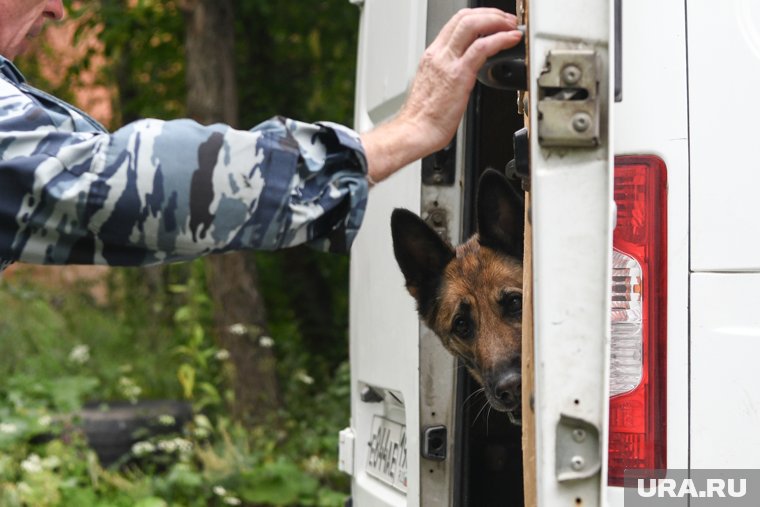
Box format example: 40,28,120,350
485,363,522,417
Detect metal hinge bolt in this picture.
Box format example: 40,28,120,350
561,64,582,85
571,456,585,471
572,113,592,133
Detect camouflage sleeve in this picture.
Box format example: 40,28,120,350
0,108,369,267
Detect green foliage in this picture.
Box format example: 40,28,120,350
2,0,362,504
234,0,359,126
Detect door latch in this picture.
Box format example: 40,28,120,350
537,50,600,147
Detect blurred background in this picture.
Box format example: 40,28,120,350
0,1,360,505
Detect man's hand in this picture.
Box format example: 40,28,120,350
360,8,522,185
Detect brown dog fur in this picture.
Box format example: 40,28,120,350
391,169,524,417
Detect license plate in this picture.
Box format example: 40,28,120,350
366,415,408,492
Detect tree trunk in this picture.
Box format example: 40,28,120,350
180,0,280,426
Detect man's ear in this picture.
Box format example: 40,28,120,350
391,208,455,303
477,169,525,259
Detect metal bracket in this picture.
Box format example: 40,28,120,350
555,414,601,482
424,206,449,240
360,385,384,403
421,425,447,461
537,50,600,147
506,127,530,192
422,137,456,186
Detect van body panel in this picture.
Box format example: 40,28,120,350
614,0,689,479
349,1,429,505
691,273,760,469
689,0,760,272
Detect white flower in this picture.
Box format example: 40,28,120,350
157,438,192,455
158,414,176,426
295,370,315,385
214,349,231,361
41,455,61,470
193,426,210,439
0,423,18,434
224,497,242,506
132,441,156,457
193,414,212,439
16,482,32,495
37,415,52,428
68,344,91,365
157,439,178,453
259,336,275,348
174,438,193,454
118,377,142,403
304,455,328,475
228,323,247,336
213,486,228,497
20,454,42,474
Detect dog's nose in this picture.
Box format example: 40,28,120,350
494,371,521,409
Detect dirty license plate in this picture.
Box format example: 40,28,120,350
366,415,408,493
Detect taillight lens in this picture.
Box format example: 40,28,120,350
608,156,667,486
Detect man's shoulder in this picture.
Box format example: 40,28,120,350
0,76,36,113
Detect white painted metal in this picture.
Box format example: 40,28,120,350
611,0,689,501
417,2,467,506
529,1,614,506
348,1,428,506
689,0,760,272
691,273,760,468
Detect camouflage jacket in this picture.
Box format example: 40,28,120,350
0,56,369,273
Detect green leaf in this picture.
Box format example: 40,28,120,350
240,460,319,505
177,364,196,399
134,497,169,507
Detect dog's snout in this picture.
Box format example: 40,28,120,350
494,371,521,409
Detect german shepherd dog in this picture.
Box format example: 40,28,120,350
391,169,524,422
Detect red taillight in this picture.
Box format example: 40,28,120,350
608,156,667,486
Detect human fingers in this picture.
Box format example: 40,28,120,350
460,29,523,72
445,10,517,57
431,8,514,53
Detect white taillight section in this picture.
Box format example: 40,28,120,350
610,249,643,397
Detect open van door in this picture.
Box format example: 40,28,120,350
344,0,615,505
342,1,468,506
523,0,615,504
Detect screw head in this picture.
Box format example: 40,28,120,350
572,428,587,443
571,456,585,471
561,64,582,85
571,113,592,133
429,209,446,226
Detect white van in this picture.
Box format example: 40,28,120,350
339,0,760,505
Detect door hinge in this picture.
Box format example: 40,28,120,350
555,414,601,482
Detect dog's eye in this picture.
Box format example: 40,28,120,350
500,291,522,318
452,315,472,339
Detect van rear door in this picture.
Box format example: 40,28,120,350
524,0,615,504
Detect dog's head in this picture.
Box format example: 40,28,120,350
391,169,524,416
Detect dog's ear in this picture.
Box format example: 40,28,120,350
391,208,455,304
477,169,525,259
